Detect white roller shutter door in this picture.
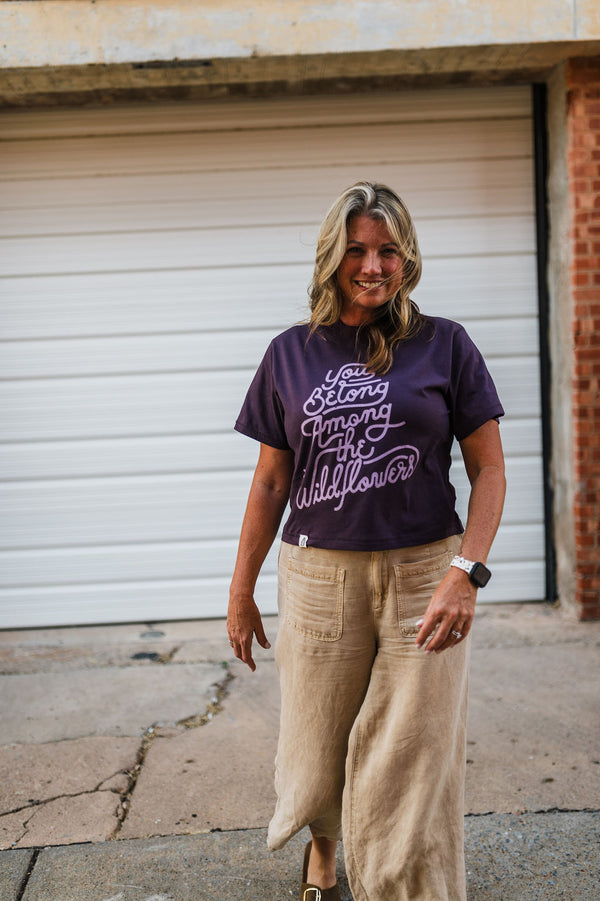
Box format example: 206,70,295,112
0,86,544,627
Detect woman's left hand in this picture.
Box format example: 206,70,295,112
414,566,477,653
415,419,506,655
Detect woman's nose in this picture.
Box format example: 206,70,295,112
362,251,382,274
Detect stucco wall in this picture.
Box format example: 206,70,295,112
1,0,600,69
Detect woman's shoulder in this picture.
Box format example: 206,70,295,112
265,322,308,354
271,322,311,344
414,316,487,366
420,314,467,336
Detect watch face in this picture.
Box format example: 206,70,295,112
470,562,492,588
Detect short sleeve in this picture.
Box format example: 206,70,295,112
234,342,291,450
448,326,505,441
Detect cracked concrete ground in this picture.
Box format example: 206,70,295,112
0,620,233,851
0,604,599,899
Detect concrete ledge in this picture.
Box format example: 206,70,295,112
2,42,600,108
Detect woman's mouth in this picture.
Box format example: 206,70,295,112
356,280,384,289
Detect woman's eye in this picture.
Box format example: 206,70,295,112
346,247,362,256
382,247,399,256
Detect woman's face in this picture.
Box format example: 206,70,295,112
337,215,403,326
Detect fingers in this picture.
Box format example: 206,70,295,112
240,641,257,672
227,629,255,671
255,620,271,650
415,616,471,654
227,597,272,669
227,619,270,671
430,621,468,654
414,569,477,655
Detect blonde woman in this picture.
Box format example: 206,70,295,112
228,182,505,900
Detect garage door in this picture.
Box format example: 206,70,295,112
0,86,544,627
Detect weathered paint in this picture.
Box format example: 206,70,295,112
0,0,596,70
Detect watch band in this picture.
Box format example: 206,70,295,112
450,555,475,575
450,555,492,587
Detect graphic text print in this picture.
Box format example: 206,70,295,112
297,364,419,512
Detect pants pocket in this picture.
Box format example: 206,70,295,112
394,548,455,637
285,559,345,641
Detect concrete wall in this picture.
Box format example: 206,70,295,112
1,0,600,69
546,63,577,614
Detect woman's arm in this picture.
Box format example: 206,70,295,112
415,418,506,654
228,443,294,671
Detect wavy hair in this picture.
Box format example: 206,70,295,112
309,181,424,373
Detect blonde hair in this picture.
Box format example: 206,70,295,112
309,181,423,373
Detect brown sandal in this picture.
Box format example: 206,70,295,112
300,840,341,901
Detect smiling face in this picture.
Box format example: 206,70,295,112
337,214,403,326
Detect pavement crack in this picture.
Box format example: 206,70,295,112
465,806,600,818
529,805,600,814
15,847,39,900
109,727,156,841
6,805,39,850
129,644,181,664
108,665,234,841
94,766,133,793
176,668,234,729
159,644,181,664
1,787,124,818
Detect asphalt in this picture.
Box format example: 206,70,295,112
0,602,599,900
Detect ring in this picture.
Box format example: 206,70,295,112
451,630,462,639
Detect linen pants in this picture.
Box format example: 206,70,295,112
267,534,469,901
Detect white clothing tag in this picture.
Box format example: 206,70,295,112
299,535,308,548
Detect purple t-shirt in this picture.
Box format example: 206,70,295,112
235,317,504,551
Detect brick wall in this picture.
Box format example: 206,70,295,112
567,57,600,620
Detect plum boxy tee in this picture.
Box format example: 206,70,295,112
235,317,504,551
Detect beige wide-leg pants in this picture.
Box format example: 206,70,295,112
267,534,469,901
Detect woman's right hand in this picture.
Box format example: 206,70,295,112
228,444,292,671
227,593,271,672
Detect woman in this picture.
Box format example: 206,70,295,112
228,182,505,901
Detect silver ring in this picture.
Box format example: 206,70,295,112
451,630,462,639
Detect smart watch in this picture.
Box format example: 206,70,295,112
450,555,492,588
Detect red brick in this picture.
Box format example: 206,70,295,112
566,60,600,617
573,272,590,286
574,307,590,320
575,240,590,254
573,291,600,303
577,255,600,268
572,164,598,178
579,609,600,622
